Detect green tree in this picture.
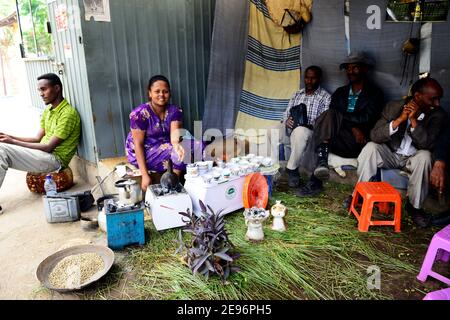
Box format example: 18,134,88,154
0,1,16,18
18,0,52,56
0,1,17,51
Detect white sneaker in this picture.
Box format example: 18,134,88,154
334,166,347,178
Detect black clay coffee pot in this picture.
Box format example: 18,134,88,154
160,159,179,190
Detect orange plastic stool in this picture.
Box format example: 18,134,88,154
349,182,402,232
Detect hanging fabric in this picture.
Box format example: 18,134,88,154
234,0,301,141
202,0,250,135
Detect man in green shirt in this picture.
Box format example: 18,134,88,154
0,73,81,214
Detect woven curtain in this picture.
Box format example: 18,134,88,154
234,0,301,139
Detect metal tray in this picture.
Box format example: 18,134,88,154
36,245,115,293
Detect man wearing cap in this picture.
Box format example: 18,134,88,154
356,78,447,227
297,52,384,196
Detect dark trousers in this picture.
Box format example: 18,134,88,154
313,109,364,159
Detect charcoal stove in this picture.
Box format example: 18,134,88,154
145,183,192,231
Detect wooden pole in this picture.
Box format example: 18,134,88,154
0,48,7,96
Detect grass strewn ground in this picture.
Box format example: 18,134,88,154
77,180,447,300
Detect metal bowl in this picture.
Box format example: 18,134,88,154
36,245,115,293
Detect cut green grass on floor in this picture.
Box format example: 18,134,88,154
81,181,444,300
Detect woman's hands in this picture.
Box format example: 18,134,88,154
173,143,185,162
141,173,152,192
170,120,185,162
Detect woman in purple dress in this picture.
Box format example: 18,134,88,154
126,75,186,191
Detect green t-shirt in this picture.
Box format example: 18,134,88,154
40,99,81,168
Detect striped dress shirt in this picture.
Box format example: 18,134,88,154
282,87,331,126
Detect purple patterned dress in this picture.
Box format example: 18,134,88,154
126,103,186,172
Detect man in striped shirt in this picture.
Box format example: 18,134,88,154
0,73,80,214
283,66,331,187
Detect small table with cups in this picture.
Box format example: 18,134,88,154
184,155,278,216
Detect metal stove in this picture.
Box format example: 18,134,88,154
145,183,192,231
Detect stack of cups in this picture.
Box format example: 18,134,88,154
186,164,199,177
197,162,209,175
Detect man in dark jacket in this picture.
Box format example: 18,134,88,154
429,120,450,226
357,78,447,227
298,52,384,196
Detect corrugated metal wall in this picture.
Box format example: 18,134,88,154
79,0,216,159
23,58,55,110
47,0,97,164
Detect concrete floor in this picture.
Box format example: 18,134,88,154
0,97,105,300
0,169,105,299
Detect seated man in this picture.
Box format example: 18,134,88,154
429,117,450,226
282,66,331,187
298,52,384,196
0,73,81,214
357,78,447,227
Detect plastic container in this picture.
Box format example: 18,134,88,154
43,196,80,223
44,174,57,196
98,207,107,232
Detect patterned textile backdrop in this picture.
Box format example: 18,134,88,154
234,0,301,139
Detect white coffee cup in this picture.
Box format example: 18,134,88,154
203,174,213,184
239,160,250,166
186,164,198,177
230,166,240,176
262,157,273,167
230,157,240,164
223,169,231,179
251,163,260,172
205,160,214,171
216,159,225,168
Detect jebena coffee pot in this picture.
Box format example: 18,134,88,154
160,159,179,191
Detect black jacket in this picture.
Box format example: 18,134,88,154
434,113,450,163
329,82,385,137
